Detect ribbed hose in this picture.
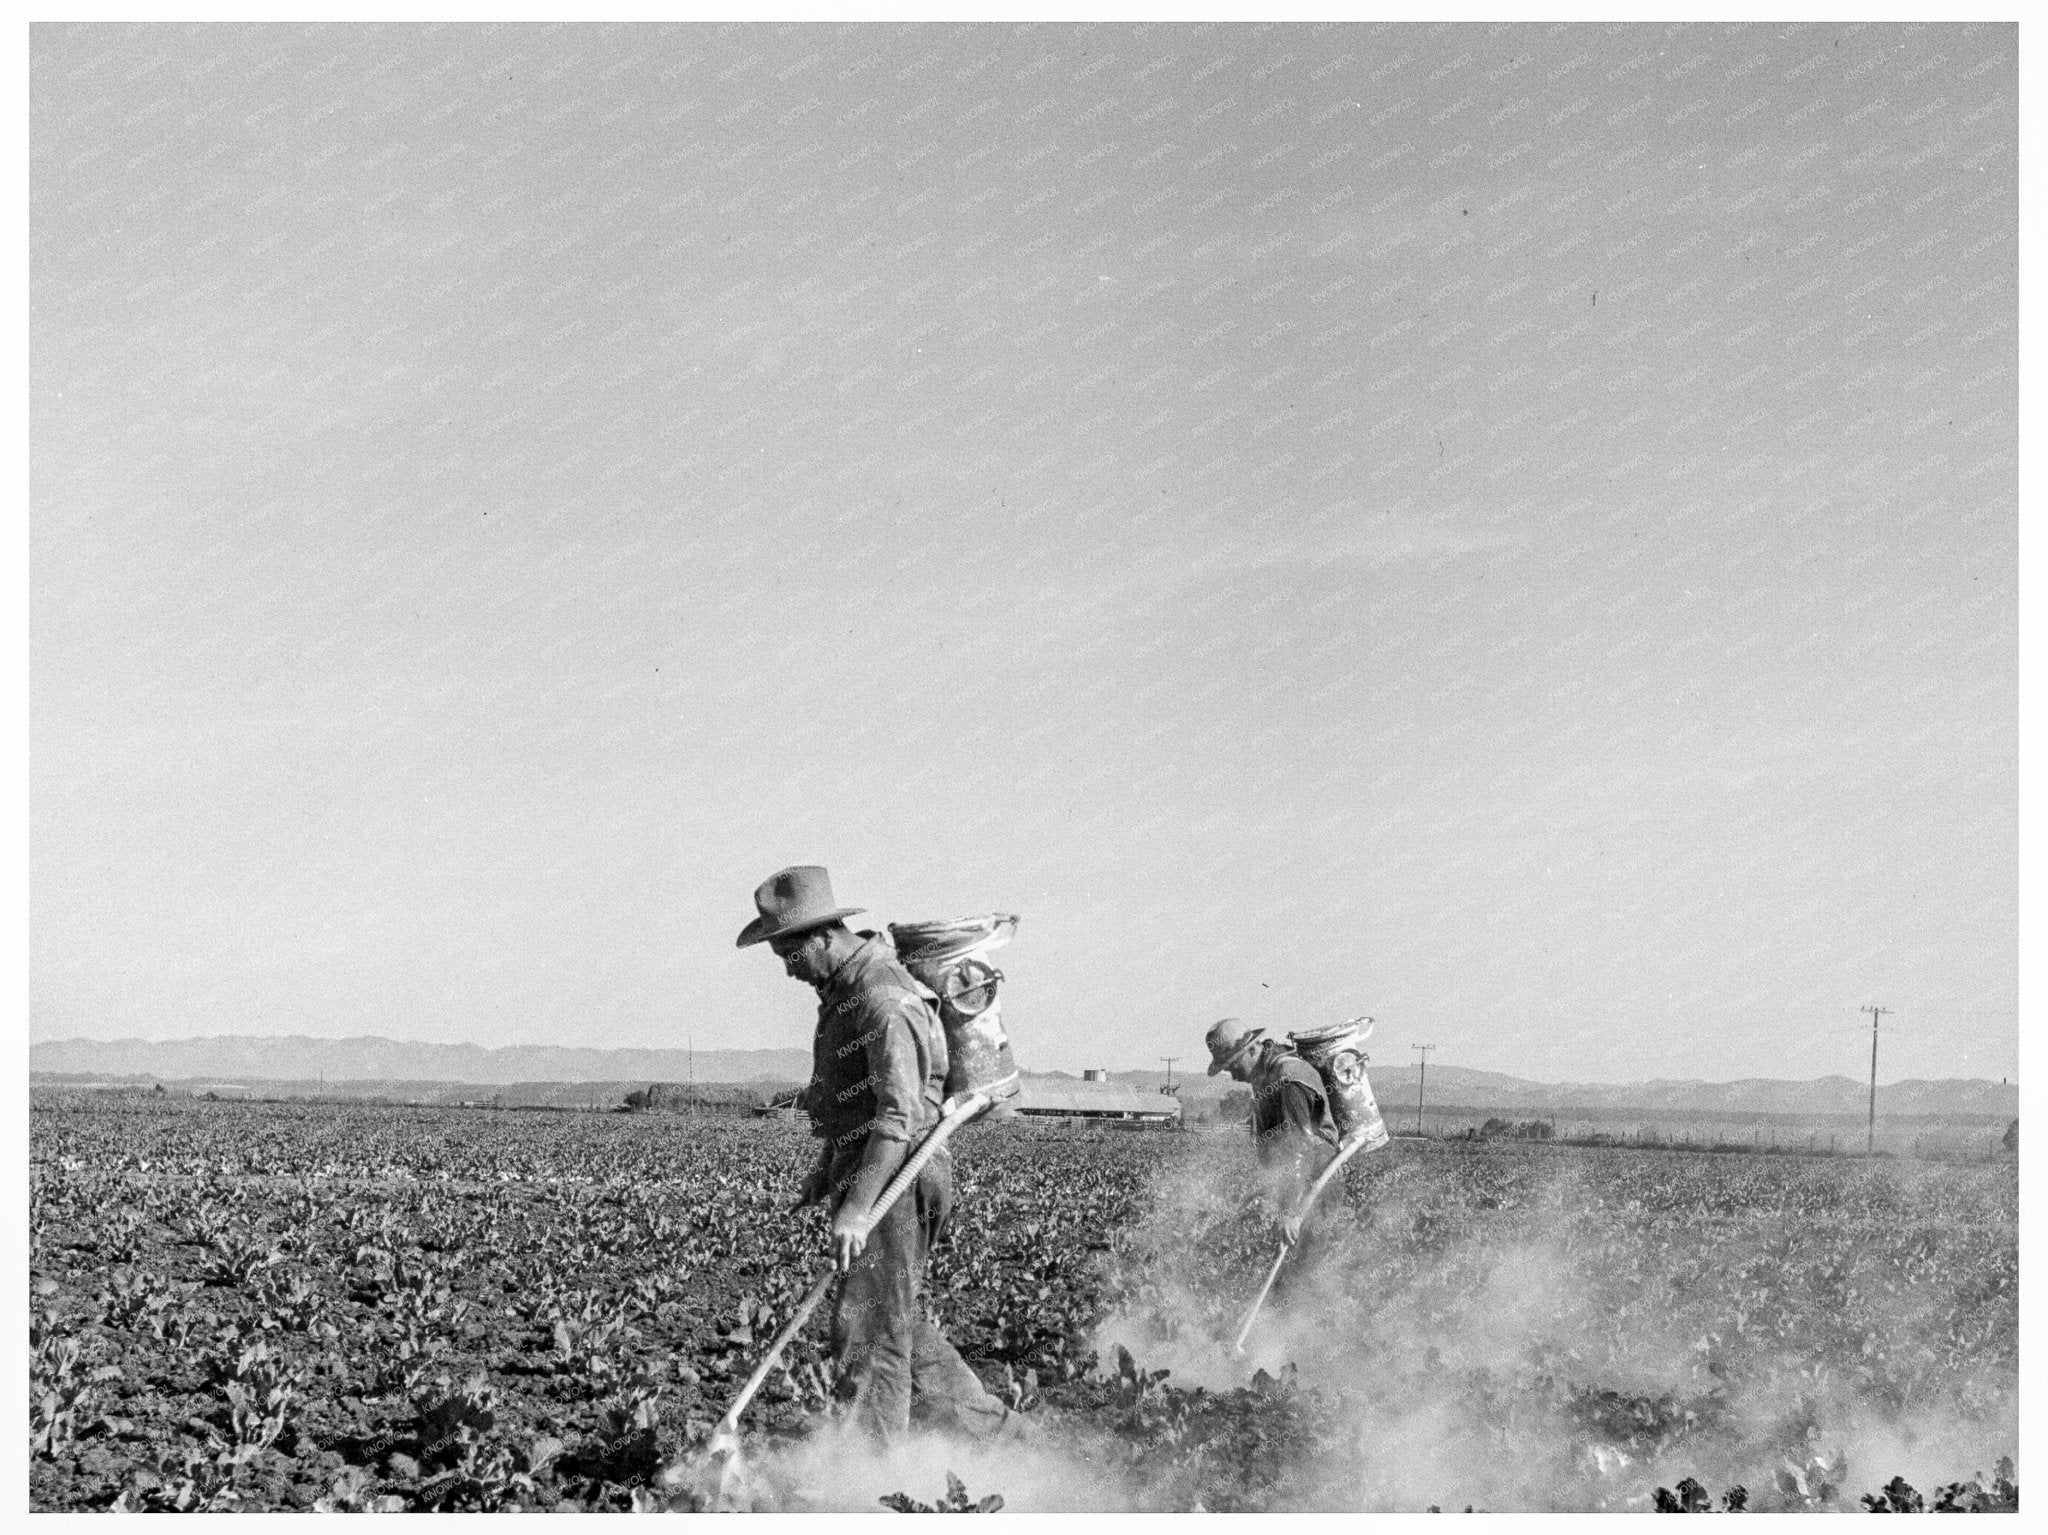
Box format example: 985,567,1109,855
842,1091,988,1243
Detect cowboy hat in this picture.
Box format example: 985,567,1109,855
1205,1017,1266,1076
736,866,866,948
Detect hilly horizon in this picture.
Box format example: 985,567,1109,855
1118,1064,2017,1119
29,1034,2015,1120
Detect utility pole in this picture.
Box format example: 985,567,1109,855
1412,1044,1435,1136
1159,1056,1182,1130
1862,1005,1891,1156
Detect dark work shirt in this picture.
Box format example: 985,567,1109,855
806,935,948,1168
1249,1048,1338,1205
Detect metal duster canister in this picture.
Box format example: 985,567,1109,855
887,914,1023,1108
1288,1016,1390,1151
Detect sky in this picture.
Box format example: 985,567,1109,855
30,21,2017,1083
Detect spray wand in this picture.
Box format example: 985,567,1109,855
670,1088,994,1489
1229,1131,1377,1352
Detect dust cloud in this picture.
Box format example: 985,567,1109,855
700,1422,1139,1515
1082,1131,2017,1512
685,1131,2013,1513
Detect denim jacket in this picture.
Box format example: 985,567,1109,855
806,934,948,1167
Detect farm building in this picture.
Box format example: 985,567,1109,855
737,1079,1184,1127
1012,1079,1183,1126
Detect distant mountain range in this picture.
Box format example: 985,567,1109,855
29,1035,810,1087
1118,1063,2016,1120
29,1035,2015,1121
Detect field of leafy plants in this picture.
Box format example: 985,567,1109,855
28,1090,2018,1512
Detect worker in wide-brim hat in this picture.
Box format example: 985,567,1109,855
1206,1017,1339,1265
1205,1017,1266,1080
737,866,1021,1446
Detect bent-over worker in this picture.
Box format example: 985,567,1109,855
1206,1017,1341,1287
739,865,1020,1445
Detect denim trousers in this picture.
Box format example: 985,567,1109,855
828,1148,1015,1444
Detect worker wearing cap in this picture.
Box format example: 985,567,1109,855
739,866,1019,1445
1207,1018,1341,1279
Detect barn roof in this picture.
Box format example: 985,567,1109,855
1013,1080,1182,1117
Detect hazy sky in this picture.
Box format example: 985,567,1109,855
32,22,2016,1082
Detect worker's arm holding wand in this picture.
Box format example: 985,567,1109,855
828,1002,923,1271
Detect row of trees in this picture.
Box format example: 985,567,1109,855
620,1081,792,1113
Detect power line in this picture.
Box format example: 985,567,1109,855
1411,1044,1435,1136
1159,1056,1180,1095
1862,1005,1891,1156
